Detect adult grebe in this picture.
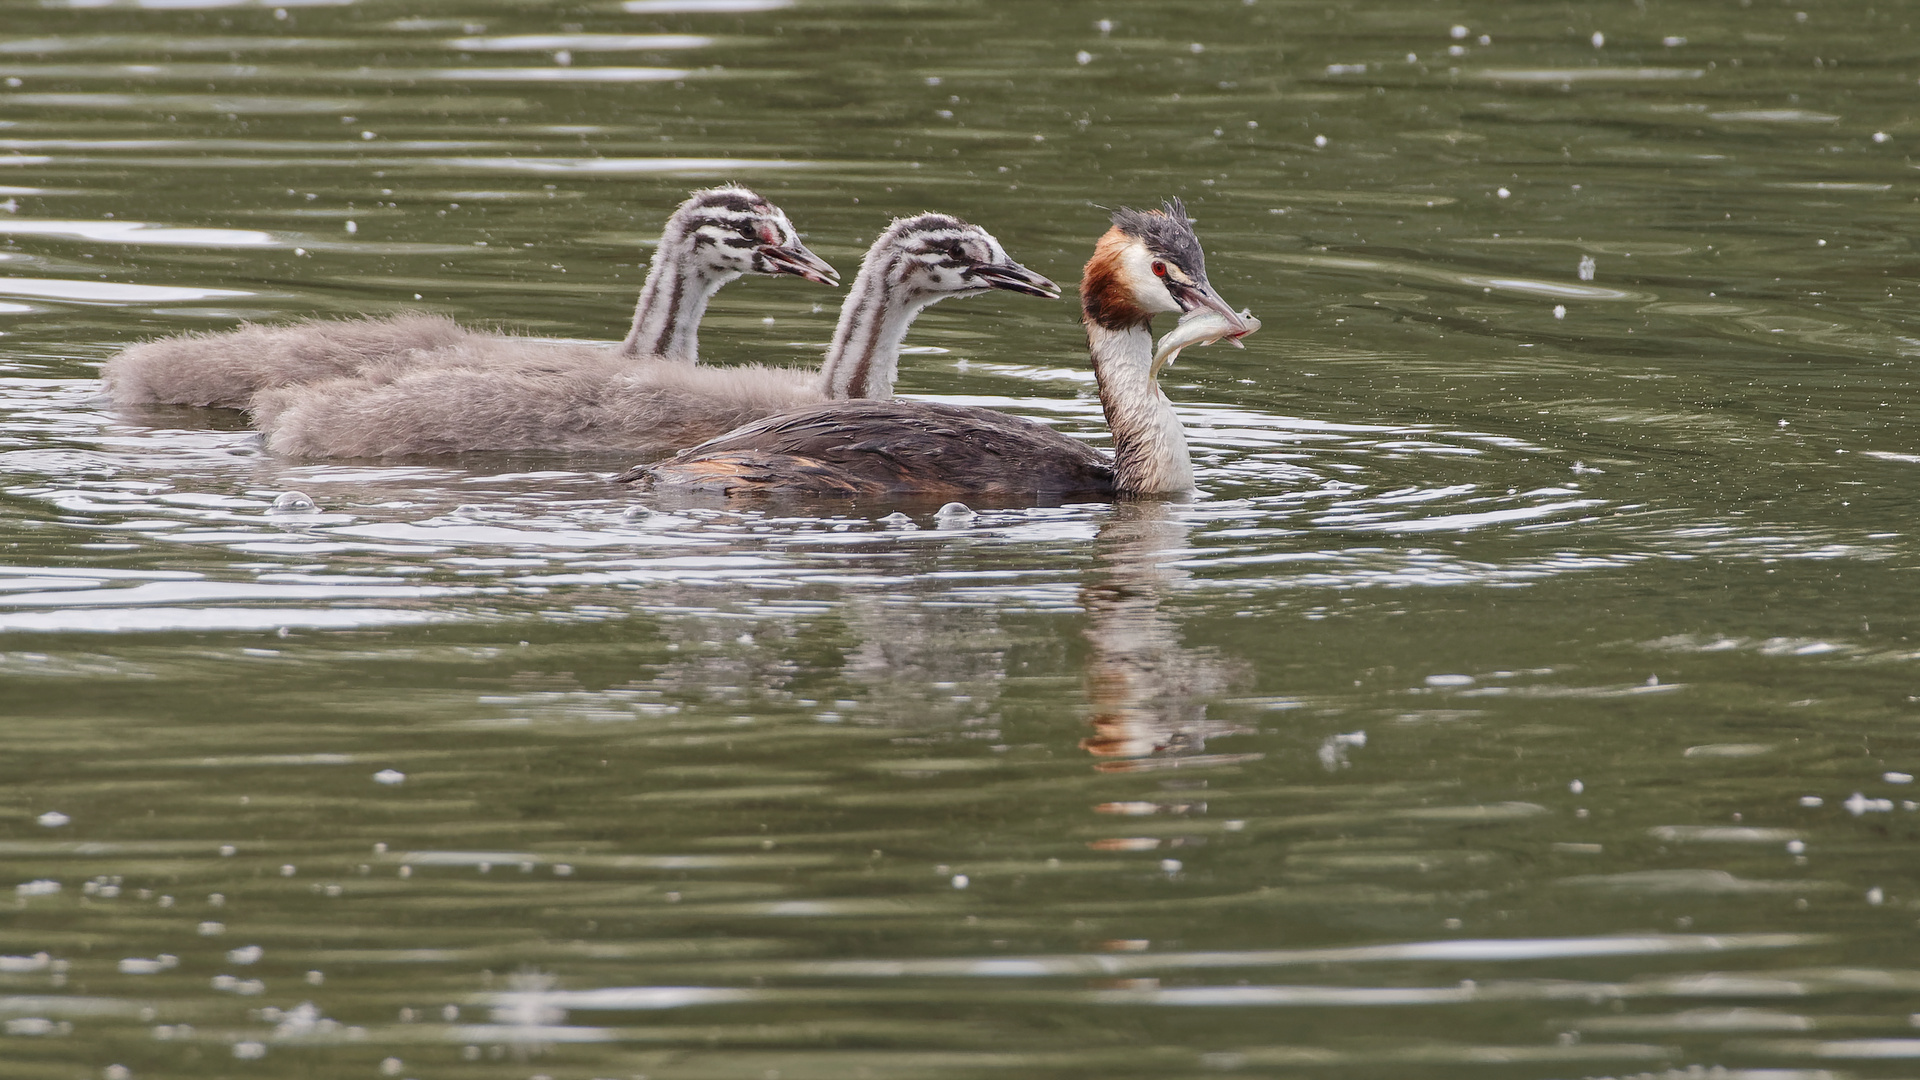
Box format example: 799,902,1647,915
100,185,837,409
621,199,1253,500
247,213,1057,458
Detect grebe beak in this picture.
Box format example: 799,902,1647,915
970,260,1061,300
759,241,840,286
1165,277,1250,333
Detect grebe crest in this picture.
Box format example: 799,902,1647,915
1083,198,1227,333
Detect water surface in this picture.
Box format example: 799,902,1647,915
3,1,1920,1078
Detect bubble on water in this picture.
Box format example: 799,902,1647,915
16,880,60,897
380,1058,404,1076
1188,42,1204,53
36,811,68,828
280,864,295,876
344,220,357,234
1553,304,1567,319
306,970,325,985
553,49,572,67
1845,791,1894,815
880,512,919,530
119,957,169,974
935,501,977,526
233,1042,267,1059
1160,858,1183,873
1874,131,1890,143
1478,34,1490,45
1787,839,1806,854
104,1066,131,1080
1450,24,1468,38
1313,134,1328,148
0,953,50,972
1867,886,1885,905
1095,18,1112,33
1075,50,1092,65
1591,31,1605,47
219,845,236,856
269,490,316,513
1885,772,1913,784
951,874,969,889
1496,187,1511,198
197,921,225,936
373,769,406,785
227,945,263,965
1425,673,1474,687
1799,795,1823,807
1569,779,1584,794
8,1017,56,1036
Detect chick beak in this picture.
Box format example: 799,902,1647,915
970,260,1061,300
758,241,840,286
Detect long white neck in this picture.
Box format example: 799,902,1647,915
816,256,943,400
1090,322,1193,495
619,240,738,362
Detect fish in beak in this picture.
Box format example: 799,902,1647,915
1152,306,1261,378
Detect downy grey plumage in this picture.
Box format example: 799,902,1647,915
249,212,1056,458
100,185,836,409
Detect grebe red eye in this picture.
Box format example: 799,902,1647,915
1152,261,1167,277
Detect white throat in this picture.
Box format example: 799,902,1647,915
817,260,956,400
619,240,740,362
1089,321,1194,496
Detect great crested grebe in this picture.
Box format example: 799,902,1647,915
622,199,1253,500
246,213,1057,458
100,185,838,409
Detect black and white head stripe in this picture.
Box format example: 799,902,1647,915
1112,198,1208,283
621,184,812,361
817,213,1053,400
665,184,801,263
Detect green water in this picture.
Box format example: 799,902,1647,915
2,1,1920,1078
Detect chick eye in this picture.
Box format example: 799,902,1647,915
1152,261,1168,278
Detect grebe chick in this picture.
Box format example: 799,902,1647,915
248,213,1056,458
100,185,836,409
625,199,1254,500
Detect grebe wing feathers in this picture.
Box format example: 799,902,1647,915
628,400,1116,498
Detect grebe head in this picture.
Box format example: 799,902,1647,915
1082,198,1248,336
875,213,1060,301
666,184,839,286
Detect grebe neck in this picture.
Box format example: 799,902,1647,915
1090,321,1193,496
619,239,738,361
816,259,934,400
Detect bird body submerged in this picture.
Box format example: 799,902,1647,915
631,199,1255,501
620,398,1115,499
